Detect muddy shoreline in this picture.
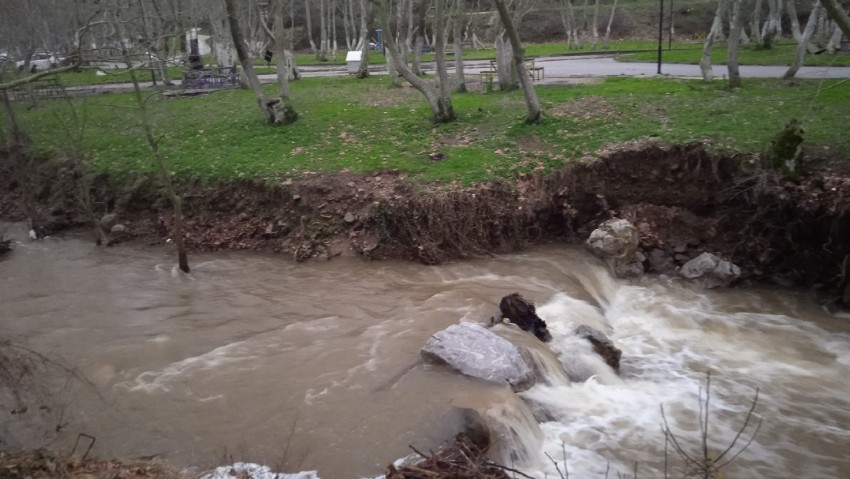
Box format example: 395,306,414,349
2,142,849,308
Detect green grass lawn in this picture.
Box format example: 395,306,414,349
618,42,850,67
12,75,850,185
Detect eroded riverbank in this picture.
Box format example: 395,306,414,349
2,142,849,307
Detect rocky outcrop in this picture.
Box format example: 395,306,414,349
498,293,552,342
586,219,645,278
421,322,535,392
680,252,741,289
574,325,622,373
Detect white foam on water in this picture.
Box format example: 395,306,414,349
117,341,255,393
482,264,850,479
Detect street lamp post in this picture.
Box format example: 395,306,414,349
657,0,664,74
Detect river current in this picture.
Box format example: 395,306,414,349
1,222,849,478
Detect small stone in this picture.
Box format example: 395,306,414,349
100,213,118,229
292,194,301,201
344,212,356,223
110,224,126,234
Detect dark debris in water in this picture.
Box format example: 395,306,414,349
385,433,510,479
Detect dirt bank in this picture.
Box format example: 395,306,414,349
2,141,849,308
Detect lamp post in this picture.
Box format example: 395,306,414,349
657,0,664,74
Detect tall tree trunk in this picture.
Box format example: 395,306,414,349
826,21,844,52
700,0,726,82
332,0,339,58
224,0,277,124
452,0,467,92
590,0,600,49
358,0,369,50
274,0,298,123
787,0,803,41
751,0,765,44
495,34,517,90
727,0,745,87
493,0,542,124
820,0,850,40
343,0,354,50
371,0,454,123
434,0,456,120
125,55,190,274
356,0,372,78
762,0,782,47
604,0,619,47
785,1,824,78
305,0,317,52
318,0,329,60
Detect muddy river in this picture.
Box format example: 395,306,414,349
1,223,849,478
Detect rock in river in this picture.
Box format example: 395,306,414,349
680,252,741,289
421,322,535,392
586,218,645,278
574,325,622,373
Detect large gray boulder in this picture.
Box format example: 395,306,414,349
680,252,741,289
586,219,644,277
421,322,535,392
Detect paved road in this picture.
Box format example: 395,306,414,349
65,54,850,94
531,55,850,80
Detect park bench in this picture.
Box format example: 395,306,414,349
182,66,238,90
479,58,544,85
8,76,68,101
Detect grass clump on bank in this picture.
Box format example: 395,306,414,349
12,75,850,185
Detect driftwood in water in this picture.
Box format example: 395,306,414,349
499,293,552,342
385,432,508,479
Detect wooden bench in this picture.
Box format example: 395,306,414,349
478,59,544,84
182,66,238,89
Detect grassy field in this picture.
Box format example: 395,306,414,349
12,75,850,185
618,42,850,67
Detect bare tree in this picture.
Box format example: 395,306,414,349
761,0,782,48
786,0,804,41
223,0,280,124
493,0,542,124
272,0,299,123
784,1,824,79
451,0,467,92
371,0,456,123
727,0,745,88
700,0,727,82
820,0,850,40
604,0,619,47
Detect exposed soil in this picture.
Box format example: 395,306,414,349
2,141,850,310
0,449,185,479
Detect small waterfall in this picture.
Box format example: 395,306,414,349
485,395,545,471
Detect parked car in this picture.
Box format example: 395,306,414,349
16,52,58,72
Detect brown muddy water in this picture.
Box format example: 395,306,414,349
1,222,849,479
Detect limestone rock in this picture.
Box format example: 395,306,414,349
99,213,118,229
586,219,644,277
421,322,535,392
680,252,741,289
110,224,126,234
574,325,622,373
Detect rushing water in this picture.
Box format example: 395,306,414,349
1,222,850,479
